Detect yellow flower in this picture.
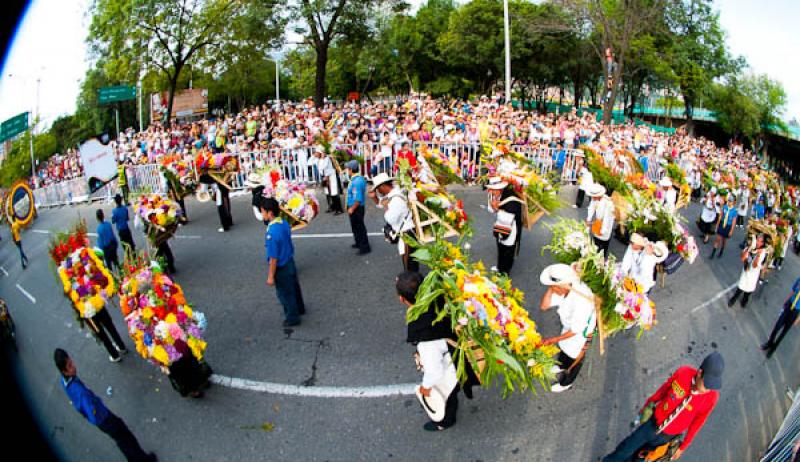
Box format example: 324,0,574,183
152,345,170,365
142,307,154,319
506,322,520,342
165,313,177,324
183,306,193,318
89,294,105,310
188,337,207,360
287,196,302,209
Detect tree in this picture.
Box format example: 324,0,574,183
664,0,731,134
290,0,408,107
564,0,666,124
0,131,57,187
88,0,281,122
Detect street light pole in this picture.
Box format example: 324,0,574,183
503,0,511,102
28,111,35,183
275,57,280,105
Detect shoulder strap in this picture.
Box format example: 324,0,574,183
499,196,524,206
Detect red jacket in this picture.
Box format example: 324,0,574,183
644,366,718,451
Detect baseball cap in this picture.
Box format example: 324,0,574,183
699,352,724,390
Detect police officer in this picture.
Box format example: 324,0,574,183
261,197,306,327
345,160,371,255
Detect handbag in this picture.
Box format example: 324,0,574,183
591,218,603,236
493,209,515,236
383,222,400,244
662,253,684,275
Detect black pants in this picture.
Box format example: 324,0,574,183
603,419,676,462
765,305,799,354
403,251,420,273
729,288,752,307
437,384,460,429
576,189,586,208
274,259,306,324
177,198,187,221
14,241,28,268
156,242,176,273
97,413,152,462
217,186,233,230
556,351,583,387
593,236,611,258
118,229,136,254
90,308,126,359
497,241,516,274
102,244,119,272
329,195,343,213
349,206,370,251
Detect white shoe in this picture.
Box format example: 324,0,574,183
571,204,578,208
109,355,122,363
218,228,225,233
550,383,573,393
550,365,563,375
490,266,498,272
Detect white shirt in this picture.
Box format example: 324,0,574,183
551,281,596,358
620,246,659,293
383,188,414,234
663,188,677,214
700,196,717,223
587,197,615,241
738,248,766,292
417,339,457,389
579,167,593,191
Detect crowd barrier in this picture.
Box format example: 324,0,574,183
33,144,592,208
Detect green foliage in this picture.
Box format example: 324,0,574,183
708,73,788,143
0,131,58,187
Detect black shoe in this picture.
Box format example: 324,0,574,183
727,298,735,308
351,244,359,249
325,208,333,213
423,421,447,432
463,385,473,400
334,211,344,215
357,249,371,255
709,249,717,259
299,308,306,315
282,319,301,327
766,349,774,359
760,342,772,351
718,249,724,258
147,452,158,462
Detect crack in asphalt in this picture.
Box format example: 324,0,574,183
300,338,327,387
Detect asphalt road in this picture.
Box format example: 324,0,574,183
0,185,797,462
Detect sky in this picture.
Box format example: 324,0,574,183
0,0,798,131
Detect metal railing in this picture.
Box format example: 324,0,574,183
33,144,587,207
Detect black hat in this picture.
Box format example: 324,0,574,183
699,352,724,390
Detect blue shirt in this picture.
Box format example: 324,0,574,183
638,156,649,173
753,203,765,219
787,278,800,310
265,218,294,268
111,206,130,232
96,221,117,249
347,174,367,207
61,376,110,426
553,149,567,169
719,205,738,228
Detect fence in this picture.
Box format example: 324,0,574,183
33,144,589,208
760,388,800,461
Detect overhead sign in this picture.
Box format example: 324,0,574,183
0,112,29,142
79,134,118,193
151,88,208,122
98,85,137,104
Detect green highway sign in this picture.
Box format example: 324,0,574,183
0,112,29,142
98,85,137,104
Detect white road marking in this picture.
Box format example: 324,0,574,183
87,232,98,237
691,283,737,313
174,235,202,239
32,229,51,234
16,284,36,304
0,266,8,276
293,232,382,239
210,375,416,398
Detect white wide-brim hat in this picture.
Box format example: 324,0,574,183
244,172,265,188
659,178,673,188
370,173,394,191
486,176,508,190
587,183,606,197
630,232,647,247
540,264,579,287
652,241,669,262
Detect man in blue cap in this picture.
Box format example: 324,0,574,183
261,196,306,327
345,160,371,255
604,352,724,461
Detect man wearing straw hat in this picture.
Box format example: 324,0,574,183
659,177,677,214
586,183,615,259
621,233,667,294
369,173,417,272
539,264,596,393
487,176,523,275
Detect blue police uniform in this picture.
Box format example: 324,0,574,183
97,220,119,271
266,217,305,324
716,204,738,236
346,174,371,253
764,277,800,357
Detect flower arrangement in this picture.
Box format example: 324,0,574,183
159,154,196,198
673,222,699,264
315,130,363,170
580,146,630,196
262,178,319,227
133,194,181,246
194,150,239,173
49,221,115,320
408,240,558,395
119,259,207,368
418,145,464,185
611,272,656,333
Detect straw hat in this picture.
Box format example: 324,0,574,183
587,183,606,197
370,173,394,191
630,232,647,247
540,264,579,287
652,241,669,262
486,177,508,190
244,172,265,188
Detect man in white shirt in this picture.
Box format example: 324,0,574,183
620,233,666,294
586,183,615,258
574,155,593,208
539,264,597,392
659,177,677,213
369,173,417,271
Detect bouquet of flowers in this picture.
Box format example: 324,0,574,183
133,194,181,246
119,259,207,368
481,141,561,225
673,223,699,264
315,130,363,171
418,145,464,185
49,221,115,321
194,150,239,174
580,146,630,196
408,240,559,395
159,154,196,198
611,272,656,333
262,178,319,228
397,162,471,241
